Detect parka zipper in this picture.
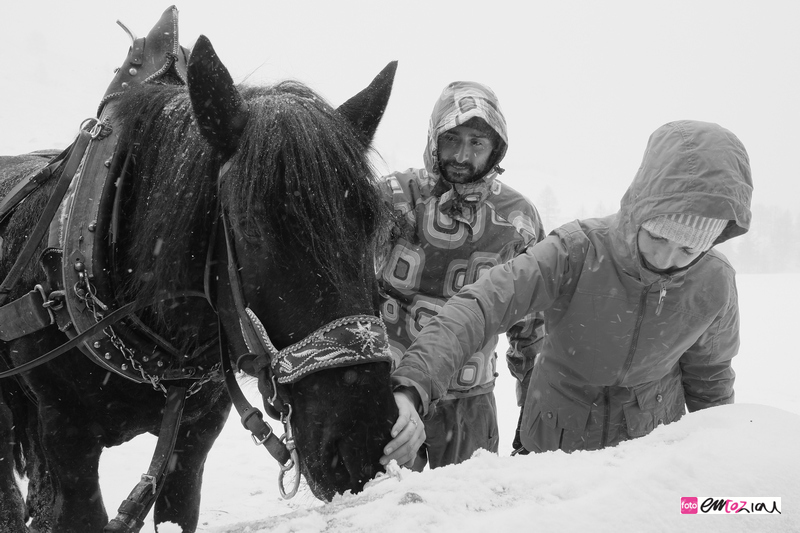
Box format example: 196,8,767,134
655,280,667,316
617,286,650,386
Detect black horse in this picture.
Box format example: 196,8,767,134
0,24,398,533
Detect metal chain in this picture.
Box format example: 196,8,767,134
185,363,221,397
78,277,167,395
75,271,219,397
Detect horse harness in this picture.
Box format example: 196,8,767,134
0,7,391,532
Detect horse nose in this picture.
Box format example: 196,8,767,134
333,438,378,490
359,460,377,481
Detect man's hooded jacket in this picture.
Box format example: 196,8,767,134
393,120,752,450
378,81,545,400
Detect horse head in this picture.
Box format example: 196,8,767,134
187,36,398,500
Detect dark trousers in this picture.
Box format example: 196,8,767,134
413,392,499,471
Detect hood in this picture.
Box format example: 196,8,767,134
614,120,753,278
423,81,508,192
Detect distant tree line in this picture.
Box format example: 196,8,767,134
714,203,800,274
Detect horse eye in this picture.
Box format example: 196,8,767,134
342,369,358,385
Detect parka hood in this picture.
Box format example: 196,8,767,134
614,120,753,278
423,81,508,191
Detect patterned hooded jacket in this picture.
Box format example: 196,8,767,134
378,81,545,400
393,120,752,450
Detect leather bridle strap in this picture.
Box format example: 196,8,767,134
0,300,139,379
0,291,204,380
218,317,291,466
0,126,93,307
104,385,187,533
219,212,271,369
214,208,292,464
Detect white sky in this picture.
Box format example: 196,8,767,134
1,0,798,219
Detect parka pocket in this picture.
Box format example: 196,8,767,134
622,379,686,438
539,401,592,431
524,397,592,452
622,402,654,437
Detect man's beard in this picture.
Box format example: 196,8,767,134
439,159,483,184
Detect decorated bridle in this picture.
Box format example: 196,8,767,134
214,161,392,498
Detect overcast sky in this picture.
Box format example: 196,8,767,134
2,0,797,219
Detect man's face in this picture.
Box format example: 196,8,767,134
437,124,496,184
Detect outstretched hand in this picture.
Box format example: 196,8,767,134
380,390,425,468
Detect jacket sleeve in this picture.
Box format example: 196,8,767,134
505,313,543,406
505,202,547,406
679,276,740,412
392,235,570,415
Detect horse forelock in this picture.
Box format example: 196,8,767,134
113,81,387,307
220,82,387,290
114,85,217,304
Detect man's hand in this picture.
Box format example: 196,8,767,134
380,389,425,468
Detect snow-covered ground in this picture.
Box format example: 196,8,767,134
96,273,799,532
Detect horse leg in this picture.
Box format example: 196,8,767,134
4,387,61,533
0,348,57,532
33,400,107,532
153,393,231,532
20,409,54,533
0,386,28,531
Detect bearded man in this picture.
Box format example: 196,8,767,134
378,81,545,470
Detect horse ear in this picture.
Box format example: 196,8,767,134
336,61,397,146
187,35,249,157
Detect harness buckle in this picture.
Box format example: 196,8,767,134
41,288,66,310
251,431,271,446
34,284,56,325
240,406,274,445
140,474,157,495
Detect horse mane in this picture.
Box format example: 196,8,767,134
112,81,387,307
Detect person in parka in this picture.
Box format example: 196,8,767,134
378,81,545,469
383,119,752,457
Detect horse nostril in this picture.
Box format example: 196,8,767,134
361,462,375,481
342,369,358,385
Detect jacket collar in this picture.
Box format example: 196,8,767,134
433,168,500,220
